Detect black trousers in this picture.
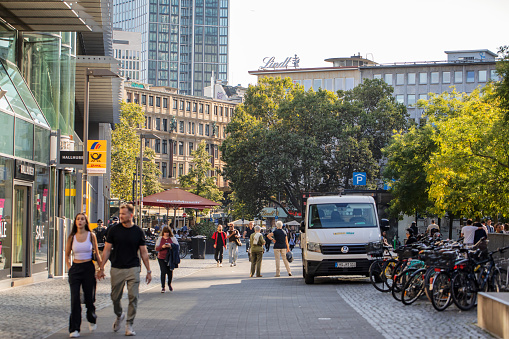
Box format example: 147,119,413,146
214,246,224,263
68,261,97,333
158,258,173,288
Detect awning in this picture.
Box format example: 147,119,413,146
142,188,221,210
0,0,108,32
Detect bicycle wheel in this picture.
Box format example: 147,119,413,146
392,268,416,302
424,267,439,302
390,261,407,301
383,259,398,290
490,268,502,292
430,272,453,311
451,271,477,311
402,268,426,305
369,260,388,292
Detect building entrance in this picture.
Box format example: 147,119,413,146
11,184,31,278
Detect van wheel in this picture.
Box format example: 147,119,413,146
302,265,306,278
305,272,315,284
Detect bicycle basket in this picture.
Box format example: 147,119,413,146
435,251,457,269
396,247,417,260
365,242,384,257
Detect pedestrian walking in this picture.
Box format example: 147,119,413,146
288,231,296,251
227,223,240,266
212,224,227,267
249,225,266,277
264,228,271,252
65,213,103,338
243,221,255,253
98,204,152,336
267,221,292,277
155,226,178,293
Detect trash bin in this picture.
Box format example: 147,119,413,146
191,235,206,259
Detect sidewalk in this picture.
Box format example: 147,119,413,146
47,250,382,339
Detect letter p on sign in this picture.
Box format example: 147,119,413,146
353,172,366,186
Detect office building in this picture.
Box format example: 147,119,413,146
123,81,237,190
113,0,230,96
113,30,142,81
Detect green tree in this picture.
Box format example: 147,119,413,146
495,45,509,118
221,77,408,216
179,140,223,203
111,102,161,202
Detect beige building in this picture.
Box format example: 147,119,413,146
123,82,237,190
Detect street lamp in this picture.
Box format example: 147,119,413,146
138,133,160,226
79,68,120,213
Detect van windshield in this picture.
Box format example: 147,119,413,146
308,203,377,229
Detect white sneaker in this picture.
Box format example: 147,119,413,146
219,263,223,267
113,313,125,332
88,322,97,332
125,324,136,336
69,331,80,338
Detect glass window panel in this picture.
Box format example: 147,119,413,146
345,78,355,90
407,94,416,106
324,79,333,91
0,63,31,119
491,70,499,81
3,61,48,127
373,74,382,80
443,72,451,83
478,70,487,82
408,73,416,85
455,71,463,83
15,118,33,160
303,79,312,91
34,126,49,163
419,73,427,85
334,78,344,91
0,110,14,155
395,95,404,104
419,94,427,101
431,72,439,84
384,74,393,85
313,79,322,90
466,71,475,83
396,74,404,85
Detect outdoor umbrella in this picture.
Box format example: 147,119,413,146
285,220,300,226
141,188,220,225
232,219,250,225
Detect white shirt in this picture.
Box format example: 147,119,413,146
461,225,478,244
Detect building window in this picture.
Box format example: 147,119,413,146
149,96,154,106
162,162,167,178
313,79,322,89
162,140,167,154
179,164,184,176
199,104,203,113
173,141,177,155
163,98,168,108
186,102,191,111
454,71,463,83
205,105,210,114
395,95,404,104
491,70,499,81
431,72,439,84
214,106,218,115
142,95,147,105
156,97,161,107
179,121,184,133
384,74,393,85
230,108,234,117
179,141,184,155
146,116,152,129
345,78,354,90
173,99,178,109
419,73,427,85
396,74,404,85
407,94,416,106
155,139,161,153
479,70,487,82
193,103,197,112
192,122,195,134
189,142,194,154
324,78,333,91
180,100,184,110
205,124,210,136
466,71,475,83
156,118,161,130
172,164,176,177
220,107,224,116
199,123,204,135
419,94,427,101
188,121,191,133
408,73,416,85
163,119,167,131
443,72,451,83
374,74,382,80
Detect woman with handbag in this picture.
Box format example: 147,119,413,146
226,223,241,267
155,226,178,292
267,221,292,277
65,213,103,338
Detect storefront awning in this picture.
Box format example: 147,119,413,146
0,0,107,32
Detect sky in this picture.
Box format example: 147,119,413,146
228,0,509,88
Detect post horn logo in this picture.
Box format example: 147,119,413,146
90,153,102,162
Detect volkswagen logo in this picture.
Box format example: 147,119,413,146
341,246,349,254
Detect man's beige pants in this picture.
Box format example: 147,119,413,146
110,266,140,325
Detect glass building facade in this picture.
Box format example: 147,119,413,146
114,0,229,96
0,23,77,281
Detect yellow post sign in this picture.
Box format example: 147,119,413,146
87,140,107,174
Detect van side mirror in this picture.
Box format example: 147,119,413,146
380,218,390,232
300,220,306,233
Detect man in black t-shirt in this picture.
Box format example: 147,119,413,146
98,204,152,336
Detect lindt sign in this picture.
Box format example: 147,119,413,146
259,54,300,70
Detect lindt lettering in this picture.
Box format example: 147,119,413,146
259,54,300,70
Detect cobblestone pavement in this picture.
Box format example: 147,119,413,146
0,253,219,339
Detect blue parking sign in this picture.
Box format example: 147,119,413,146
353,172,366,186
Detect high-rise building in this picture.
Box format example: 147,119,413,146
113,0,229,96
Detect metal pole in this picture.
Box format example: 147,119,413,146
80,70,90,213
139,134,143,226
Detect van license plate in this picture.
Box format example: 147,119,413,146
335,262,356,268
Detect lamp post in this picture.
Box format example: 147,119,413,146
79,68,120,213
138,133,160,226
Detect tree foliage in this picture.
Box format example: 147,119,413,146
111,102,161,202
221,77,408,216
179,140,223,203
496,45,509,118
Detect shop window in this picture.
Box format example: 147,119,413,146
15,118,34,160
0,111,14,155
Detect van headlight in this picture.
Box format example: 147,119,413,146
307,242,321,253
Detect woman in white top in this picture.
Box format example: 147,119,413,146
65,213,102,338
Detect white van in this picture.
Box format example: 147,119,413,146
300,195,381,284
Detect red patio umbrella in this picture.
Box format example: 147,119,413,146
141,188,220,226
